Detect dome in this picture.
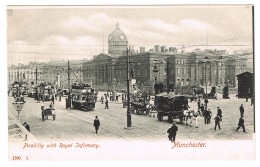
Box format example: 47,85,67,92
108,23,128,41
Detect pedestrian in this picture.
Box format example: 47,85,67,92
51,95,55,104
93,116,100,134
50,101,54,110
167,122,178,143
217,107,222,122
204,109,210,124
197,98,201,109
22,122,30,132
236,116,246,132
100,95,104,104
246,95,248,102
251,97,254,106
115,94,119,102
214,93,217,100
214,115,221,131
200,104,205,116
59,92,61,102
239,104,244,117
105,99,109,109
208,109,212,124
37,93,40,103
204,98,209,109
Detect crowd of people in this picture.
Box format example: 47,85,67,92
168,96,250,145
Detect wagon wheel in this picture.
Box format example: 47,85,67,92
157,112,163,121
53,114,56,121
42,111,45,121
168,115,173,123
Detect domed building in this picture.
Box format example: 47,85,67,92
108,22,128,55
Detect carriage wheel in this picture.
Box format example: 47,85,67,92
168,115,173,123
42,111,45,121
53,114,56,121
157,113,163,121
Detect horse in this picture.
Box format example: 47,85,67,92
183,110,199,128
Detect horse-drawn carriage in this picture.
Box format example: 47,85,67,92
176,85,205,102
130,99,151,115
155,92,189,123
41,105,56,121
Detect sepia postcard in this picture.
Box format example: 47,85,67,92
6,4,255,161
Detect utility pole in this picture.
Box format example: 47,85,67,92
67,60,72,109
18,65,20,82
36,66,38,85
126,47,131,127
68,60,70,90
167,56,169,94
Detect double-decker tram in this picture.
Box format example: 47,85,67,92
71,83,96,111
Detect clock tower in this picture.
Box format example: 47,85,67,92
108,23,128,55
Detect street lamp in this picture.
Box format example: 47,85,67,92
201,56,210,98
153,64,159,94
12,101,24,123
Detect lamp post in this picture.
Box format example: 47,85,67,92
153,64,159,95
12,101,24,123
201,56,210,98
126,47,131,127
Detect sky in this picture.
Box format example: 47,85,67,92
7,5,253,65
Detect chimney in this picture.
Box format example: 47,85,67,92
161,45,166,52
169,47,177,53
154,45,160,52
140,47,145,53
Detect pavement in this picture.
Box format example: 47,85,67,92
8,111,37,142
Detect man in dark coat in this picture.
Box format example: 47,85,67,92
204,98,209,109
93,116,100,134
51,95,55,104
239,104,244,117
236,116,246,132
217,107,222,122
22,122,30,132
208,109,212,124
105,99,109,109
200,104,205,116
167,122,178,143
204,109,209,124
197,98,201,109
214,115,221,131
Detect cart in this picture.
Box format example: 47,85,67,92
41,106,56,121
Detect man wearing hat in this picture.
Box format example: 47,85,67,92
208,109,212,124
22,122,30,132
214,115,221,131
167,122,178,144
93,116,100,134
236,115,246,132
217,107,222,122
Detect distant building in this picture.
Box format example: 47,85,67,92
108,23,128,55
